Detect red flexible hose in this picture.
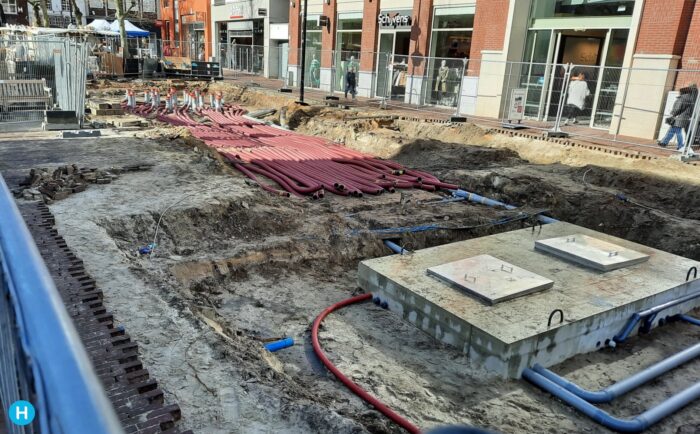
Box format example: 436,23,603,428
311,293,421,434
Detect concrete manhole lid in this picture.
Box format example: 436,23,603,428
426,254,554,305
535,234,650,271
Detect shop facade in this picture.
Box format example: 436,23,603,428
288,0,482,105
211,0,289,78
160,0,212,60
514,1,636,130
287,0,700,142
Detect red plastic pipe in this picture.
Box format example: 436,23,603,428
311,293,421,434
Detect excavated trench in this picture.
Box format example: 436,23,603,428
61,87,699,432
89,131,700,433
291,113,700,261
95,179,548,433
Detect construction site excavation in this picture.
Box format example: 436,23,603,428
2,79,700,434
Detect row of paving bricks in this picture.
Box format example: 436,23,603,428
20,201,193,434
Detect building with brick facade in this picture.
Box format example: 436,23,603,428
160,0,212,60
287,0,700,141
1,0,30,26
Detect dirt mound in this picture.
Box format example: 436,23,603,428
392,139,522,174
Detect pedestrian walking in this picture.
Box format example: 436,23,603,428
658,83,698,150
345,67,357,100
563,71,590,125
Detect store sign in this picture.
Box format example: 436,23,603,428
378,12,412,28
230,3,251,19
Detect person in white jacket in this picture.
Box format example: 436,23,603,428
563,71,590,125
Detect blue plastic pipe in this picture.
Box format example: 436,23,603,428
678,314,700,326
615,290,700,343
265,337,294,352
383,240,409,255
523,368,700,433
450,189,558,224
0,176,123,434
532,341,700,403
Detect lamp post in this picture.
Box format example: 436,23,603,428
298,0,308,104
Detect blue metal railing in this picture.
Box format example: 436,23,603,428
0,175,123,434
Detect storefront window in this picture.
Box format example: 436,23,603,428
304,16,322,88
432,13,474,29
531,0,634,18
520,29,553,118
593,29,628,128
335,13,362,91
376,30,411,100
426,6,474,107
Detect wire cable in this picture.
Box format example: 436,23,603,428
311,293,421,434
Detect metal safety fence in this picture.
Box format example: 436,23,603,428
0,175,123,434
492,60,700,157
0,37,89,129
79,37,700,158
281,50,700,157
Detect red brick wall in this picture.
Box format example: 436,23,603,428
289,1,300,64
676,1,700,88
407,0,433,75
359,0,380,71
635,0,694,56
467,0,509,76
321,0,338,68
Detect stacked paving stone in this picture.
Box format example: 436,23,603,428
15,164,152,203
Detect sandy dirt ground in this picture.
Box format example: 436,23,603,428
1,83,699,434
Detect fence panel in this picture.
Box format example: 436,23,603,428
0,38,88,129
0,176,123,434
214,44,700,157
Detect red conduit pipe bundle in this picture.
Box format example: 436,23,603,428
312,293,421,434
126,101,458,199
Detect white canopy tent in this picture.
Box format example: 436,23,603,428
87,19,111,32
108,20,149,37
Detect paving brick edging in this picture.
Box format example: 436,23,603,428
20,201,193,434
486,128,666,162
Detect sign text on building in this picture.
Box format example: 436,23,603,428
377,12,412,28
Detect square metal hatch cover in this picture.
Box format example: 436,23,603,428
535,234,650,271
426,254,554,305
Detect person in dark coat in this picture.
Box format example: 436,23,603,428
658,83,698,150
345,67,357,100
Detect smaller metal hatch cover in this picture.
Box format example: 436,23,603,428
535,234,649,271
427,254,554,305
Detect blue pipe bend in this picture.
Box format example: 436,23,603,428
532,341,700,404
615,291,700,343
523,368,700,433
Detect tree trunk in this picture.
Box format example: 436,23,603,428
39,0,48,26
69,0,83,25
29,1,43,26
115,0,129,58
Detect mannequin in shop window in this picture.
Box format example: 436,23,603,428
392,59,407,87
310,54,320,88
435,60,450,103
